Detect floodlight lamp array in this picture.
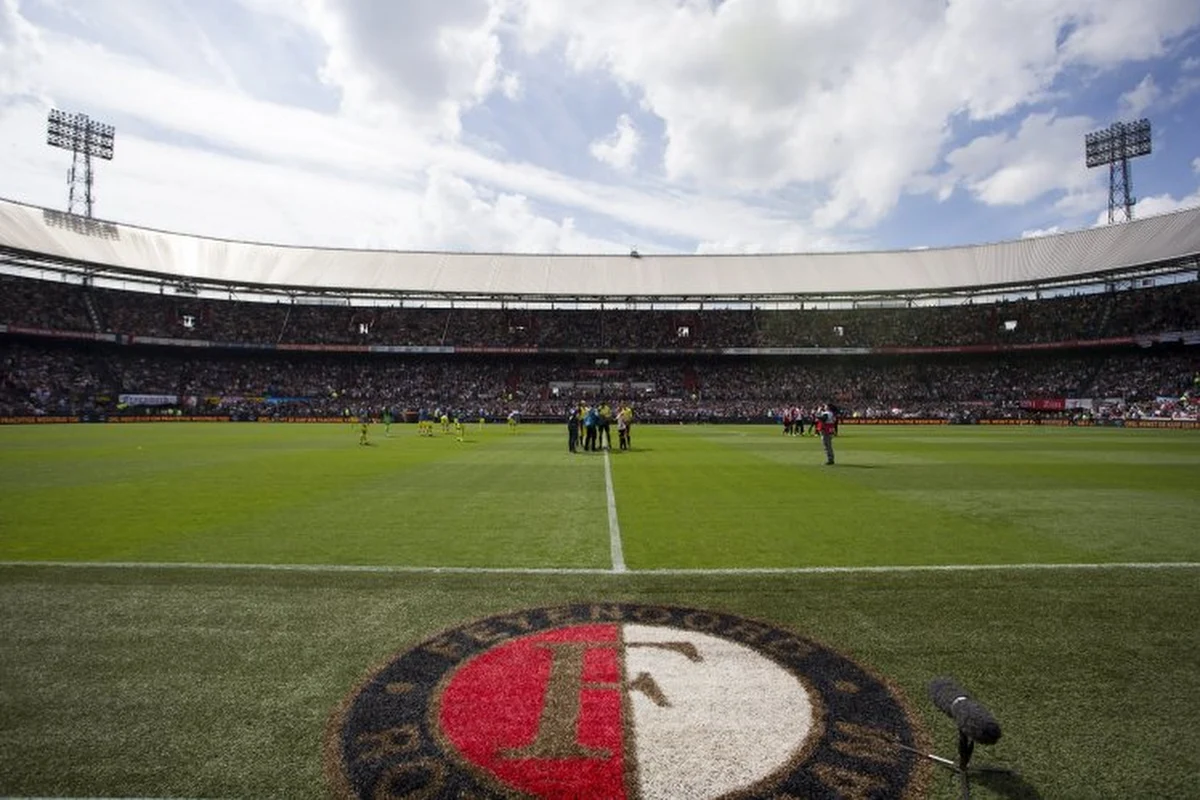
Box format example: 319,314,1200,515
1084,119,1151,168
46,110,115,160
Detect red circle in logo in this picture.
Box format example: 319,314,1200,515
438,624,627,798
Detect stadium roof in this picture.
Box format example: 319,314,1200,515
1,197,1198,300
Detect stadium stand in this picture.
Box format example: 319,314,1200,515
1,272,1197,348
1,198,1197,424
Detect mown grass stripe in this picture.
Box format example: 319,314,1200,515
2,560,1196,575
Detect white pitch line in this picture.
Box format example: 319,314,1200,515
634,562,1200,575
1,561,1197,576
0,561,614,575
603,449,627,573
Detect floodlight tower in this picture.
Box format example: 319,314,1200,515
46,109,116,219
1085,118,1151,224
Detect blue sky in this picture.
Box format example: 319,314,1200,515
1,0,1198,254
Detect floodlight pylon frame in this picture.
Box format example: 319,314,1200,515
46,110,116,219
1085,119,1151,224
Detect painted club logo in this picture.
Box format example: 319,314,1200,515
325,604,931,799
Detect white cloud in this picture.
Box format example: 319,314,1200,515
694,227,856,255
1165,74,1200,106
943,112,1098,207
32,30,435,178
414,167,620,252
1115,69,1200,114
1118,74,1160,116
0,0,43,96
500,71,521,100
57,0,245,92
1053,187,1109,217
516,0,1200,229
300,0,515,136
1094,186,1200,225
1056,0,1200,64
589,113,640,171
1021,225,1062,238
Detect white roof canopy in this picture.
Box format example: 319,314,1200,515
1,198,1198,298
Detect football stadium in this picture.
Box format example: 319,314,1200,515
1,193,1198,800
4,4,1200,797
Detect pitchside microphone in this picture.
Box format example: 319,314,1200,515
929,677,1002,745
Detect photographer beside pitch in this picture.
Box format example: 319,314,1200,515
817,402,838,465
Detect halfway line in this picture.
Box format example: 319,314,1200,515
603,449,627,573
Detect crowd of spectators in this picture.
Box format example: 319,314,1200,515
2,274,1196,350
3,339,1195,422
0,275,94,332
0,342,109,416
3,272,1196,422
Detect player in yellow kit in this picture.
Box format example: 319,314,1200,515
618,405,633,450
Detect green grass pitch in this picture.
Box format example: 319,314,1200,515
1,422,1198,798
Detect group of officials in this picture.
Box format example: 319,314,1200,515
563,400,835,465
567,402,633,453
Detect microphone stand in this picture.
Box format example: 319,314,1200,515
900,731,1015,800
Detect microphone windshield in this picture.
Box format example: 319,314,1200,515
929,677,1002,745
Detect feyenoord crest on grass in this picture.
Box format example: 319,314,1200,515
326,604,931,799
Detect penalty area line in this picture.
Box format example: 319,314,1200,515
603,448,627,573
1,561,1197,576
